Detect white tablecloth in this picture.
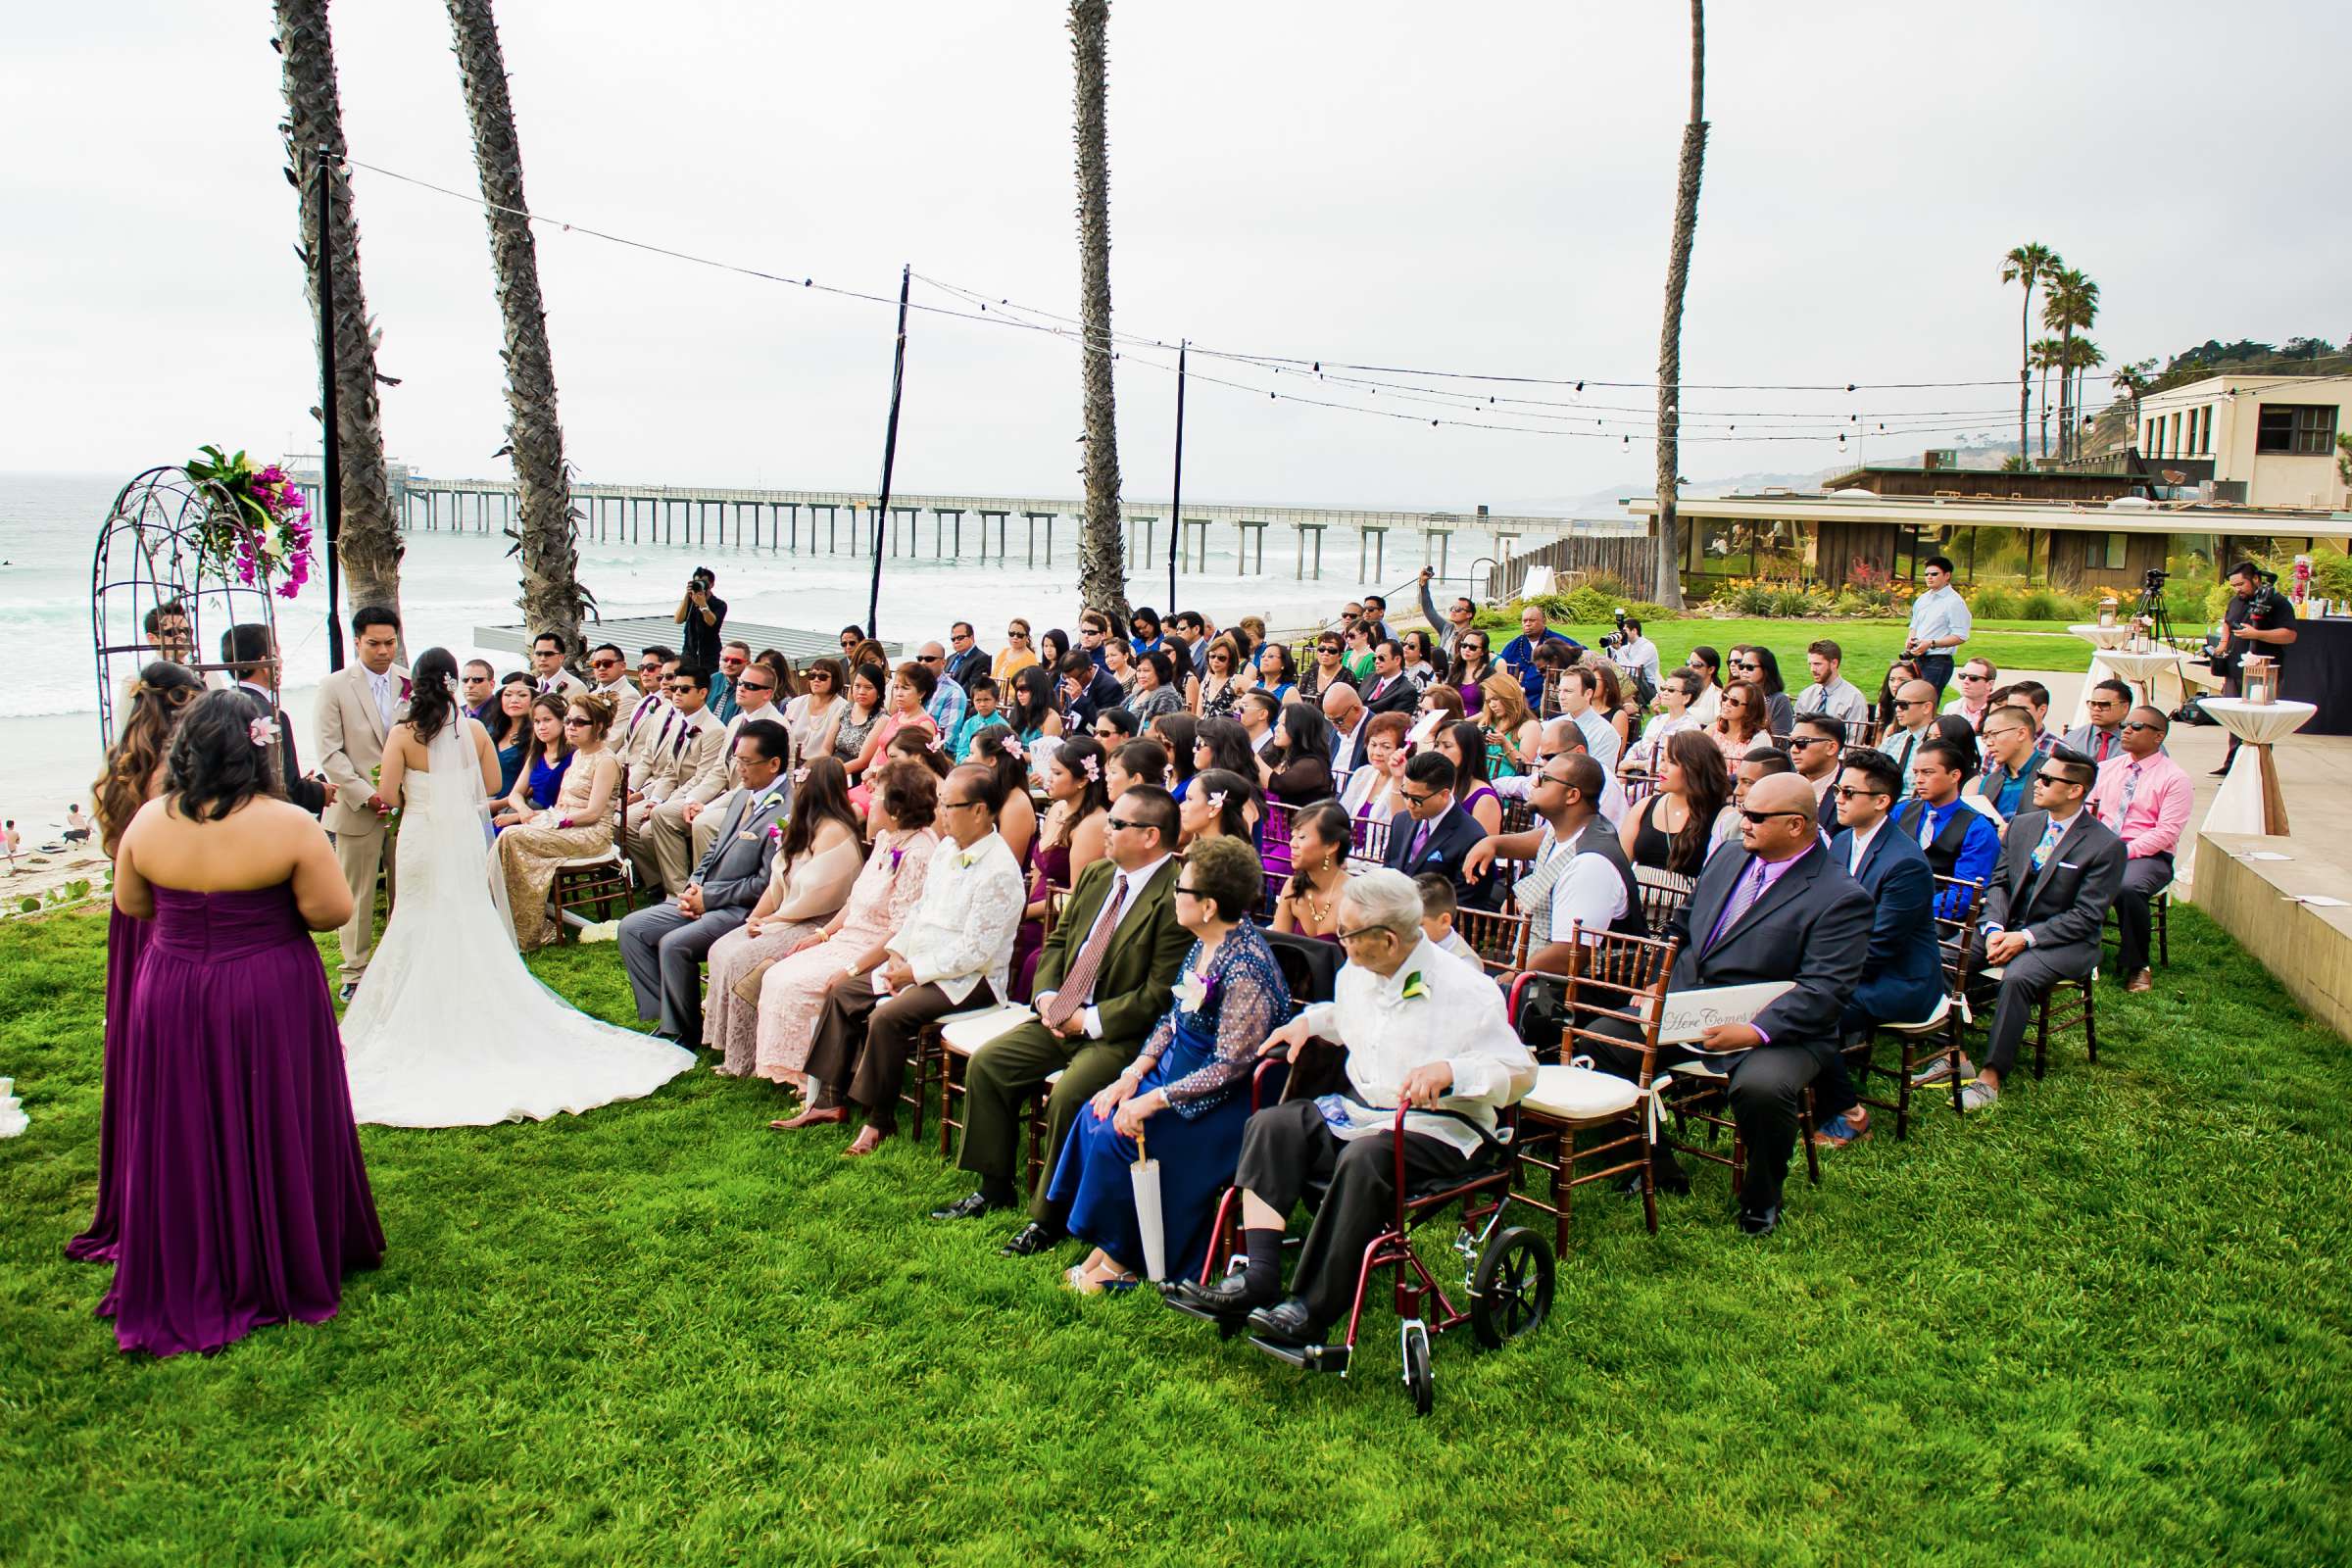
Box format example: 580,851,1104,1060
2069,622,2133,651
2201,699,2316,836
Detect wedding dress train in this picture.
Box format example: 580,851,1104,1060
341,723,693,1127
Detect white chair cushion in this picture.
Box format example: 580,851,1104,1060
1881,994,1952,1033
1520,1064,1642,1122
1044,1069,1064,1087
941,1004,1036,1057
555,851,621,871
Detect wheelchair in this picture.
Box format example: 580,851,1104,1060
1174,1092,1554,1416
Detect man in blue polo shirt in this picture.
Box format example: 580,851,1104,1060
1498,604,1584,711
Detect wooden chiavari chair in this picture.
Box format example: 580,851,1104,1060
1450,906,1532,983
1851,874,1983,1137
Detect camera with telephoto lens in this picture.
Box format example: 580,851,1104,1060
1599,607,1630,651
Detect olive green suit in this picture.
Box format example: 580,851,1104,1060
956,855,1189,1221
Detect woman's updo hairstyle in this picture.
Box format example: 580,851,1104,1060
165,689,285,822
406,647,461,744
568,690,618,740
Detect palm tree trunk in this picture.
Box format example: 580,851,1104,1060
2017,288,2032,469
1069,0,1130,622
2058,324,2075,461
2038,361,2050,457
274,0,403,634
447,0,584,664
1650,0,1706,611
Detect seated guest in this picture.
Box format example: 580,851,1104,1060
1464,753,1644,973
1730,647,1796,739
1882,679,1940,792
777,763,1025,1153
1811,750,1942,1149
1943,658,1998,728
2062,679,2132,764
1792,638,1870,729
1323,683,1372,774
1263,704,1336,807
1710,746,1796,857
1339,711,1412,822
1271,800,1352,941
1168,869,1536,1346
1495,715,1630,826
484,676,536,805
937,786,1189,1250
1092,706,1141,747
1580,774,1873,1235
1107,738,1169,795
1359,638,1420,719
1414,872,1482,968
1236,691,1281,759
1628,667,1703,775
1923,747,2124,1111
490,691,567,828
1177,767,1257,848
702,758,867,1076
1890,738,2002,914
1009,735,1111,1000
966,725,1039,868
495,693,626,952
1710,679,1768,768
1967,705,2046,821
2085,708,2190,994
1432,720,1503,837
615,718,794,1044
1788,714,1844,832
1621,729,1733,880
1382,750,1485,888
950,675,1001,760
752,762,940,1093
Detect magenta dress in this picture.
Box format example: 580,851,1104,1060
1010,839,1072,1003
98,884,384,1357
63,906,152,1263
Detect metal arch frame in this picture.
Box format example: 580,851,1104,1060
89,465,284,747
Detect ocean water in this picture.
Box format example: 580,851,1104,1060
0,470,1363,836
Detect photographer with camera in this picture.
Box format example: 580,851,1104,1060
1600,611,1659,704
2208,560,2299,775
675,566,729,673
1902,556,1971,700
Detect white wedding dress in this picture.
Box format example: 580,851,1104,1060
341,718,694,1127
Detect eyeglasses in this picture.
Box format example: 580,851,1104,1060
1093,725,1120,738
939,797,982,811
1335,923,1391,947
1738,808,1809,825
1318,645,1341,656
2119,720,2161,733
1400,788,1439,807
1534,771,1577,789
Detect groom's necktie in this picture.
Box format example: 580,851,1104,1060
1042,873,1128,1030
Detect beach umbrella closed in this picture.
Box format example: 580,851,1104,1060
1131,1132,1167,1282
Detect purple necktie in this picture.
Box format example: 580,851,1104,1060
1704,858,1770,953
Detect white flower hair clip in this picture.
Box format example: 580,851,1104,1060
791,764,810,785
926,728,949,753
1079,752,1102,783
247,715,273,749
999,734,1027,760
1205,789,1229,810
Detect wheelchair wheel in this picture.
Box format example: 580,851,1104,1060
1399,1320,1434,1416
1470,1225,1554,1349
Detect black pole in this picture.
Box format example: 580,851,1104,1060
1168,338,1186,612
865,264,911,640
315,147,346,672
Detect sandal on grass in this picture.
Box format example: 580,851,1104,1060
1811,1112,1870,1149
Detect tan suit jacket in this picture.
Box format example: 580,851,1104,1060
687,701,787,807
538,667,589,699
316,662,411,835
642,705,723,805
617,691,674,791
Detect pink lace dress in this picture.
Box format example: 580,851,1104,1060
752,826,939,1083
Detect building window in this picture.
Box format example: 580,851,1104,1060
2081,531,2127,570
2255,403,2339,456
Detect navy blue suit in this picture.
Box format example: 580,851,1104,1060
1382,803,1484,890
1812,821,1943,1129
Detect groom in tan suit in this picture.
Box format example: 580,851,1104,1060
316,606,410,997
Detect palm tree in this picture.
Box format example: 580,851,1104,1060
273,0,404,635
2031,337,2065,458
2111,357,2157,449
446,0,586,663
1650,0,1708,610
2065,338,2105,453
2000,243,2056,469
2040,268,2099,460
1069,0,1130,622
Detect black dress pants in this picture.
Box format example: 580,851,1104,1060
1579,1024,1824,1213
1233,1100,1472,1329
2114,853,2173,974
804,974,997,1134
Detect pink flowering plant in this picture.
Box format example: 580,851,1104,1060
184,446,316,600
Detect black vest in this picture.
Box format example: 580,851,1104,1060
1893,799,1975,882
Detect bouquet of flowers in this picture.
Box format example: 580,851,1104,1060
184,445,316,600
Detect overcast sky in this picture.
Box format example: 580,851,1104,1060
6,1,2346,511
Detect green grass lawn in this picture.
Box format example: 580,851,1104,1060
4,906,2348,1565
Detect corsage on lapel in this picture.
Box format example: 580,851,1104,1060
1174,965,1220,1014
1398,970,1430,1003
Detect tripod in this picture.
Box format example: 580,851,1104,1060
2132,580,2180,648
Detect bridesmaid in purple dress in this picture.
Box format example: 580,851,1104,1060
66,660,205,1263
1010,736,1108,1000
100,691,383,1356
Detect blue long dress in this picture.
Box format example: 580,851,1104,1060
524,749,572,812
1047,920,1291,1279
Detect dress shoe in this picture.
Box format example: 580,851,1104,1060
1738,1204,1781,1238
2125,969,2153,994
1171,1273,1272,1321
999,1221,1066,1257
1618,1166,1690,1199
337,983,356,1004
929,1192,1005,1222
1247,1298,1328,1347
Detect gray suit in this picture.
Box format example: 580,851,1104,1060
618,782,791,1041
1978,808,2126,1078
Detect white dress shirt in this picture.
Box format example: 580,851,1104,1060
367,668,397,733
1539,822,1630,946
1493,766,1628,827
1040,852,1174,1039
1907,584,1973,653
1611,636,1661,695
888,831,1026,1004
1295,937,1536,1156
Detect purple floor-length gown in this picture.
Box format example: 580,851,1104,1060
63,906,152,1262
98,884,384,1357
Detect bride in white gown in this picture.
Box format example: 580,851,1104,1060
341,650,694,1127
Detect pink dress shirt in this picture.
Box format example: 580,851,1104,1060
2088,752,2192,858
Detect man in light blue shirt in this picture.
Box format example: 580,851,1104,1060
1903,555,1972,700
